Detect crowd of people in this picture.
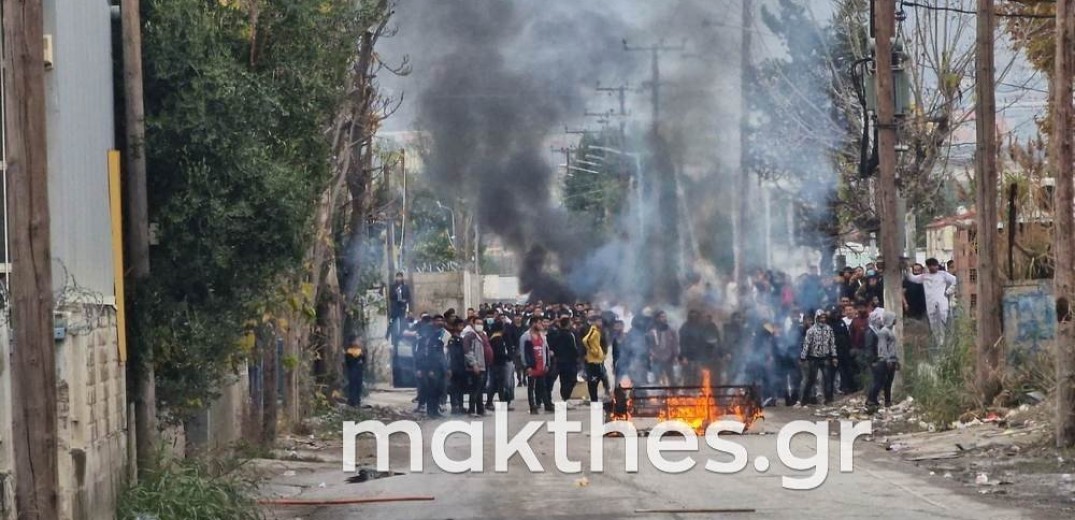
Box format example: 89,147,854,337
364,259,959,417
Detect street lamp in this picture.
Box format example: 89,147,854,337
435,201,456,248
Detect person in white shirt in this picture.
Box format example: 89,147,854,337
904,258,958,346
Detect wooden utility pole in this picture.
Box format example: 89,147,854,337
121,0,158,472
975,0,1003,403
625,38,685,305
2,1,60,518
874,0,905,386
1053,0,1075,448
735,0,754,291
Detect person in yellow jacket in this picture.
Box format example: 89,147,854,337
582,317,610,402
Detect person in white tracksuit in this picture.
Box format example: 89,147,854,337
904,258,957,346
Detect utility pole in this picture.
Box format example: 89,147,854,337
1052,0,1075,448
874,0,905,388
735,0,754,290
975,0,1003,403
2,0,60,518
624,38,685,304
121,0,158,473
596,82,630,143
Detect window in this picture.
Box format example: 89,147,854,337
969,268,978,283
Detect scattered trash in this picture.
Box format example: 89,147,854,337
943,472,953,479
1062,474,1073,482
282,470,297,477
975,473,989,485
1024,391,1046,404
929,471,936,476
574,477,590,488
318,482,327,489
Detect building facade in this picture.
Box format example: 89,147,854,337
1,2,129,519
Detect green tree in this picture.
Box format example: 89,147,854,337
562,130,631,236
138,0,365,421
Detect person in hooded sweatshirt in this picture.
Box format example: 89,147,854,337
866,311,899,408
796,309,837,406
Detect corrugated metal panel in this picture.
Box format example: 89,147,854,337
43,0,116,300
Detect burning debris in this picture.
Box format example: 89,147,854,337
604,369,763,434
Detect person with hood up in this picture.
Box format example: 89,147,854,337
796,309,837,406
866,311,899,408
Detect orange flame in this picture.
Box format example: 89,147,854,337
655,369,763,434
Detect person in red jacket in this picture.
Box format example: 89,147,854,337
522,318,553,414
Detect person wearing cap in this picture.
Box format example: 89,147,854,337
796,309,838,407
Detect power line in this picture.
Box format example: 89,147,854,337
901,1,1055,19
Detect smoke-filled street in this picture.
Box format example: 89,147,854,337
262,387,1049,520
9,1,1075,519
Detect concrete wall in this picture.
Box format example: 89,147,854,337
0,308,129,520
411,271,483,315
185,370,250,453
1002,281,1056,369
54,306,129,520
482,275,521,302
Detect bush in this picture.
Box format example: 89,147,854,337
117,457,263,520
903,313,979,426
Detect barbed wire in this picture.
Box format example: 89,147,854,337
52,258,109,336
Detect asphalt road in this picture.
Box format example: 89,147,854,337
266,391,1042,520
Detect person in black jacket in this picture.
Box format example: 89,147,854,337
421,315,448,417
446,317,467,415
550,317,581,401
387,272,411,346
484,321,515,410
344,336,366,407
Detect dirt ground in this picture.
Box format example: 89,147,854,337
811,395,1075,517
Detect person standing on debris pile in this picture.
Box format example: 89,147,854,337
866,311,899,408
796,309,837,407
523,318,553,414
463,316,488,417
904,258,958,346
833,304,857,394
344,336,366,408
583,316,608,402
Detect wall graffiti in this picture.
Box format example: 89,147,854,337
1002,281,1056,367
